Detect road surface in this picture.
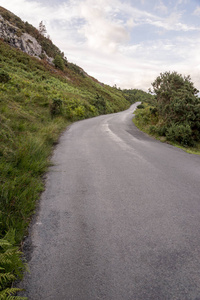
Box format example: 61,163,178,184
19,103,200,300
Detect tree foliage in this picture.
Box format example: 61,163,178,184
150,71,200,146
53,55,65,71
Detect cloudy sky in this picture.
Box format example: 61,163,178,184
1,0,200,90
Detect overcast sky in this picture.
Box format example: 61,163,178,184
1,0,200,90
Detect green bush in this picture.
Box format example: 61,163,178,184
166,123,193,146
50,98,63,118
53,55,64,71
157,125,167,136
149,71,200,145
92,94,107,114
73,106,86,119
0,71,11,83
149,125,158,134
137,103,144,109
135,106,157,125
64,99,88,120
149,107,158,116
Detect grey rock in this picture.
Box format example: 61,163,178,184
0,15,53,63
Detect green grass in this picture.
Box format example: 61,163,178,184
133,103,200,155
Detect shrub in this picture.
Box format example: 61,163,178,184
166,123,193,146
157,125,167,136
149,107,158,115
53,55,64,71
50,98,63,118
64,99,88,120
73,106,86,119
0,71,11,83
92,94,106,114
150,71,200,145
137,103,144,109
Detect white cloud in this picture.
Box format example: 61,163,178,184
176,0,189,4
193,6,200,16
0,0,47,24
146,11,198,32
154,1,168,14
77,0,130,53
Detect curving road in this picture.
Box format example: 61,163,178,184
20,103,200,300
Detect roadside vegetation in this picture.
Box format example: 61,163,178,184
133,71,200,155
0,28,133,296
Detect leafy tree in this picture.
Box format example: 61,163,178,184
53,55,65,71
150,71,200,146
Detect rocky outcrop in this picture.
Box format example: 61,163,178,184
0,15,53,63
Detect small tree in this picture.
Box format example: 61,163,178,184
53,55,65,71
150,71,199,119
38,21,47,36
150,71,200,145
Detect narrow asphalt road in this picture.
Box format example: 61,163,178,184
19,103,200,300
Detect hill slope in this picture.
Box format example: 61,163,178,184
0,7,131,240
0,7,134,296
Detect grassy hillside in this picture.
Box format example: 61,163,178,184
0,21,132,294
0,37,130,240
